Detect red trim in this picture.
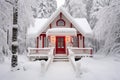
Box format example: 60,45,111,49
49,24,52,28
77,34,79,48
40,34,46,48
36,37,39,48
70,23,72,28
90,49,92,55
56,19,66,26
39,35,41,40
83,36,85,48
42,36,44,48
80,34,82,40
60,12,62,19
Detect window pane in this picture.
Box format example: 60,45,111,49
57,19,65,26
73,37,79,47
44,37,48,47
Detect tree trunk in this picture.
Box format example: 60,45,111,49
11,0,18,68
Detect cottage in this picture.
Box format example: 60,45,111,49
27,7,93,59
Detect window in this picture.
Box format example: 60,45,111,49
56,19,65,26
44,37,49,47
73,36,79,47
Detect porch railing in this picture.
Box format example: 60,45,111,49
68,47,93,76
68,47,93,57
27,47,54,59
27,47,54,75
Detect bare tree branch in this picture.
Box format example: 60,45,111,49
5,0,13,5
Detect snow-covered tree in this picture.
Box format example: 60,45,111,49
90,0,112,29
0,0,13,63
64,0,86,18
31,0,57,18
92,0,120,55
0,0,35,60
84,0,93,22
17,0,35,54
0,0,57,57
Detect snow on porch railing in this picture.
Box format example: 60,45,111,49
40,48,54,76
68,47,92,71
27,47,54,75
27,47,55,62
68,47,93,57
28,48,51,56
68,48,82,77
68,47,93,77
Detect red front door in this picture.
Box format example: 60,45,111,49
56,36,66,54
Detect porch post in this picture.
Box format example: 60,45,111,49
90,49,92,55
78,34,82,48
70,23,72,28
36,37,39,48
83,36,85,48
77,34,80,48
42,35,44,48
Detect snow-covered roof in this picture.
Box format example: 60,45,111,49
74,18,93,37
46,28,77,36
27,19,48,36
27,7,93,37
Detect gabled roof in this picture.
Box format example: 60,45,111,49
27,7,93,38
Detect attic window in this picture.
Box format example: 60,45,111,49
56,19,65,26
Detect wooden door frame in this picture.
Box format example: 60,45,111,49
56,36,66,54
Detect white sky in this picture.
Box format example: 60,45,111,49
56,0,65,8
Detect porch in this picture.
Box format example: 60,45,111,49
36,28,86,55
27,47,93,61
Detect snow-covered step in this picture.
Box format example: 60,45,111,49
53,58,69,62
53,56,69,62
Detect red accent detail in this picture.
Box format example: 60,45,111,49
50,24,52,28
39,35,41,40
36,37,39,48
42,36,44,48
40,34,46,48
77,34,79,48
56,19,66,26
60,12,62,19
70,23,72,28
90,49,92,55
83,36,85,48
56,36,66,54
80,34,82,40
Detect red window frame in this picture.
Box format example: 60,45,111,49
56,19,65,26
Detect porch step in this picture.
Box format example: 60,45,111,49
53,56,69,62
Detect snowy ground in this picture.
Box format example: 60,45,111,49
0,55,120,80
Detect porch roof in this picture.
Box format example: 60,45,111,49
46,28,77,36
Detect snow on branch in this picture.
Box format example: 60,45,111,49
5,0,14,5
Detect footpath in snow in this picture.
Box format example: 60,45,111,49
41,62,77,80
